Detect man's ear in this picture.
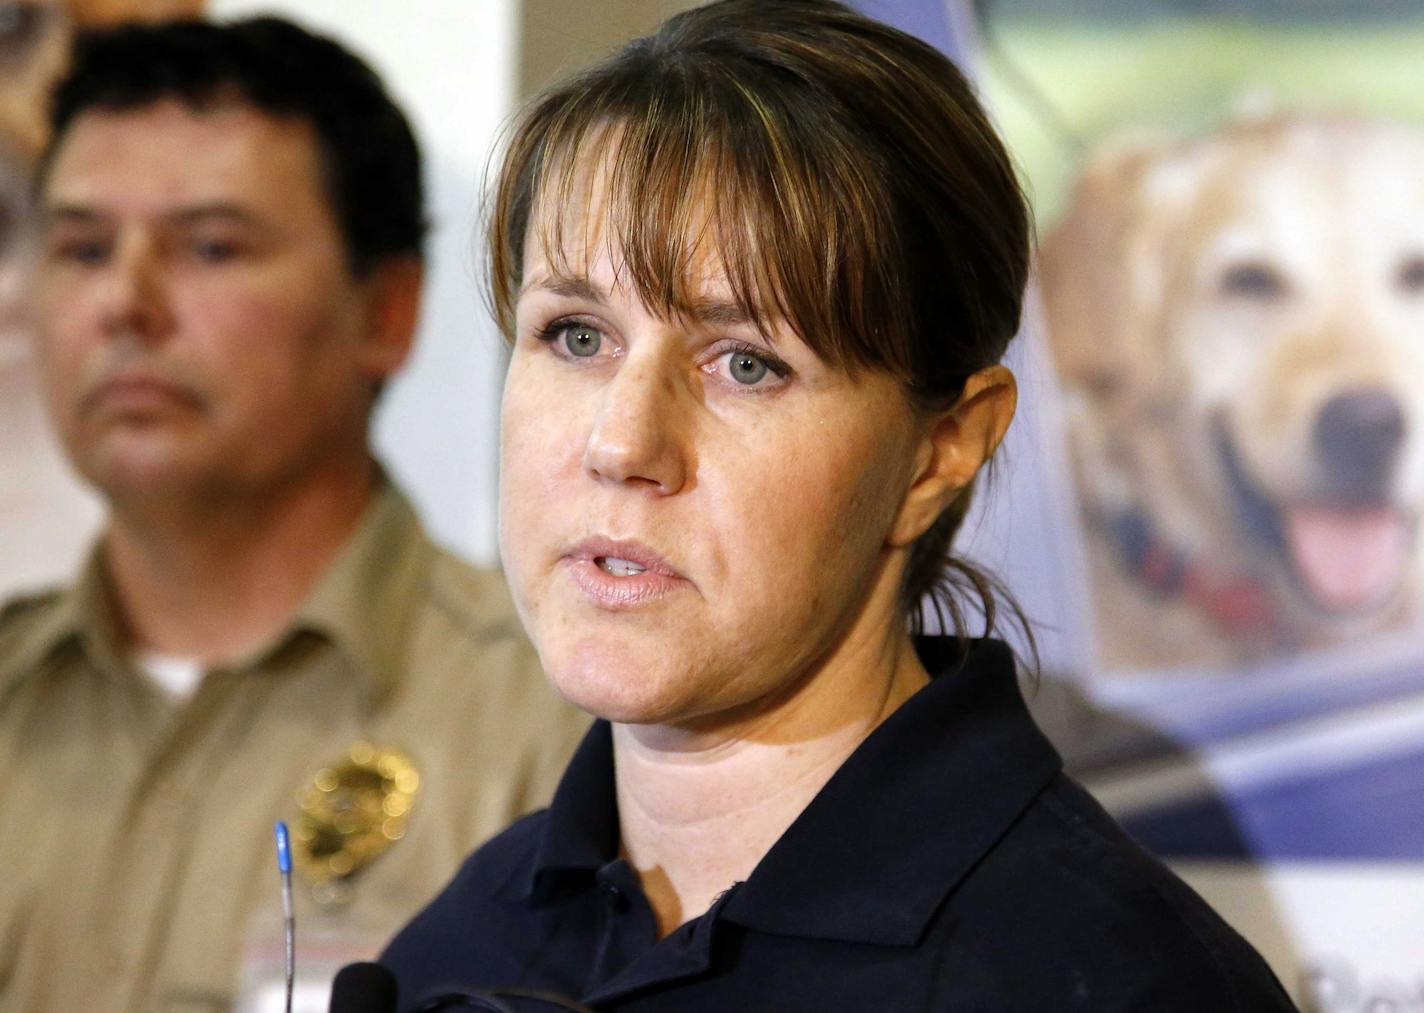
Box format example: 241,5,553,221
357,256,424,383
889,365,1017,547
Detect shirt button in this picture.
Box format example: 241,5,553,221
601,881,629,912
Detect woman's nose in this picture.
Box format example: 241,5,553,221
581,354,689,494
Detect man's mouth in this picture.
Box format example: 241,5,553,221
86,375,203,415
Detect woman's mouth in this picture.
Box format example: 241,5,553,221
598,556,646,577
564,538,690,609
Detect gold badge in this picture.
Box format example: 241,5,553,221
295,742,420,896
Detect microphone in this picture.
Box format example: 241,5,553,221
329,961,398,1013
328,958,596,1013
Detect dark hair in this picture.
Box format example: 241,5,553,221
40,16,425,276
488,0,1032,640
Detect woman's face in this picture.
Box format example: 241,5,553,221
499,204,930,732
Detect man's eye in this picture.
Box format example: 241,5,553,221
52,239,110,265
191,239,239,263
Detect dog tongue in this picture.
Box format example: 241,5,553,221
1284,506,1410,613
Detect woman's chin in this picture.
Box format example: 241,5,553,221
548,670,678,725
541,645,699,726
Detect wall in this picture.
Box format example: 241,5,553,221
211,0,521,564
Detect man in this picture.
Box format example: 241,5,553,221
1,0,202,600
0,17,585,1010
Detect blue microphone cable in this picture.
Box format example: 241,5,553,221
274,820,295,1013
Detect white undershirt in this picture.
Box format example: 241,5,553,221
132,649,206,702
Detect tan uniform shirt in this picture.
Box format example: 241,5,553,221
0,486,588,1012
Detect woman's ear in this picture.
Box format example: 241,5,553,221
356,256,424,382
889,365,1017,547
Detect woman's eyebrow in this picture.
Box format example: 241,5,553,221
522,273,763,334
688,299,752,327
523,273,606,303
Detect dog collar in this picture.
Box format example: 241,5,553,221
1100,507,1284,643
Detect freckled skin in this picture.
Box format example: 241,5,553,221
499,232,928,739
496,161,1016,934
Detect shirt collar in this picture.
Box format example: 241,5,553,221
1,550,125,681
722,638,1062,945
278,481,434,709
6,479,432,710
514,638,1062,947
519,719,620,902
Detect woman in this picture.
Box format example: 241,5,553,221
383,1,1295,1009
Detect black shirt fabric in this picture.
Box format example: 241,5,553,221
382,638,1297,1011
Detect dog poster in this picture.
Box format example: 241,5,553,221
970,0,1424,1005
1040,114,1424,676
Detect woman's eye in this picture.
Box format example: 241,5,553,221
712,346,785,388
726,350,769,385
561,323,603,358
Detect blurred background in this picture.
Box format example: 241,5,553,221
5,1,1422,1009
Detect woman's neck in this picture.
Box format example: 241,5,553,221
613,628,929,939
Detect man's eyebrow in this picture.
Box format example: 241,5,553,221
38,202,269,229
39,205,107,227
162,203,267,228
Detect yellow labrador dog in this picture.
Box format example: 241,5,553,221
1039,113,1424,672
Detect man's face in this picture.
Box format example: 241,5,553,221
33,98,407,503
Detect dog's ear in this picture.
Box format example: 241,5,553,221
1036,133,1213,413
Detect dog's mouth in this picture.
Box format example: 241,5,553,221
1281,505,1413,613
1213,416,1415,616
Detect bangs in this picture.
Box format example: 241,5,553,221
488,0,1033,640
489,55,913,380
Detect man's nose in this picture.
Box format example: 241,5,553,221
581,353,690,495
99,238,174,343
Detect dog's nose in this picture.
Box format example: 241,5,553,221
1314,388,1407,500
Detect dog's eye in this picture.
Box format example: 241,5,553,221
1219,261,1287,301
1396,255,1424,296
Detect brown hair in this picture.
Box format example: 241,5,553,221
488,0,1031,640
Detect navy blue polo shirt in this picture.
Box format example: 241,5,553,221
382,639,1295,1011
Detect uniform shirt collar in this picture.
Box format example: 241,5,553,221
523,719,620,901
0,547,129,685
516,638,1063,947
285,481,434,708
8,479,431,709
